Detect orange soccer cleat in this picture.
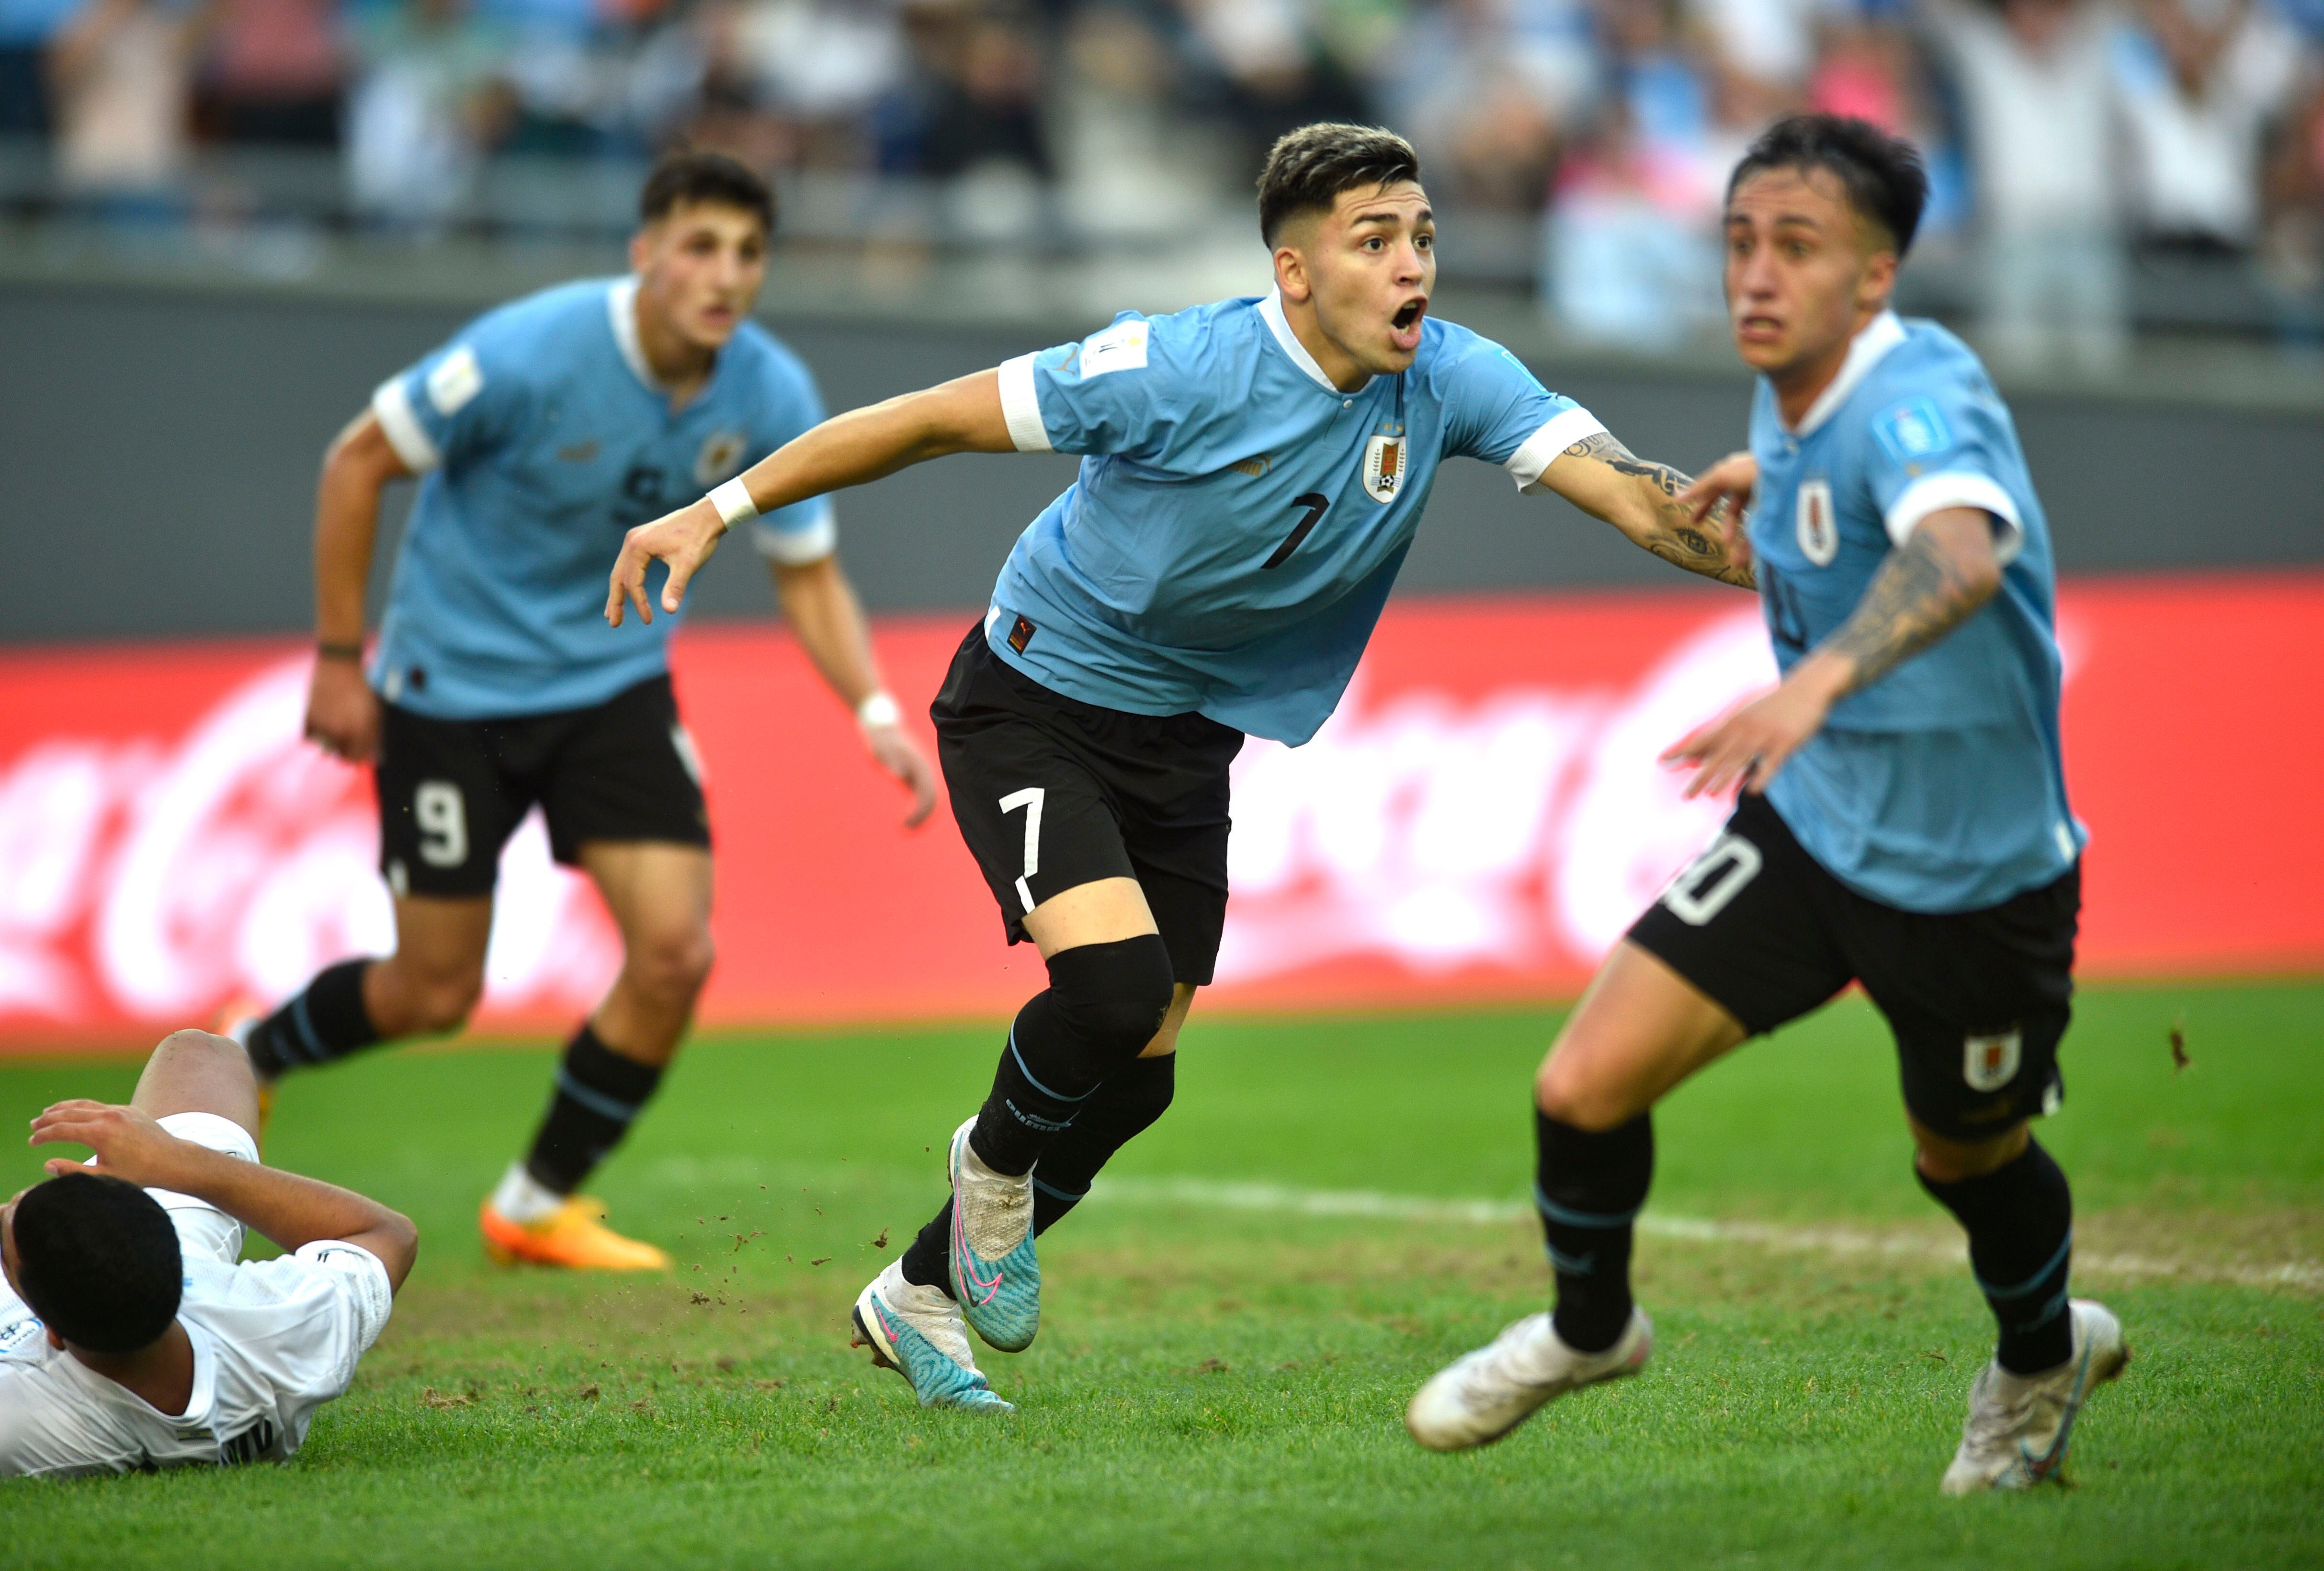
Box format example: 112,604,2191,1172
478,1195,672,1272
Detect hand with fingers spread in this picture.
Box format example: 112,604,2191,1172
28,1100,194,1190
606,497,728,627
1677,452,1758,575
863,718,939,828
1660,651,1851,799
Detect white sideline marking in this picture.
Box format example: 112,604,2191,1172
1084,1176,2324,1293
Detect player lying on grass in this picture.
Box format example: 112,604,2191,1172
606,122,1753,1411
1406,115,2126,1492
0,1030,415,1477
231,151,936,1273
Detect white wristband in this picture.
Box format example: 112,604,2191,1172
708,477,759,527
856,692,902,729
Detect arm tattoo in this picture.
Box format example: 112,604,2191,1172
1561,432,1756,590
1819,523,1996,691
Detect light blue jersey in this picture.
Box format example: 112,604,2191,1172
368,277,835,720
1748,311,2083,913
986,291,1603,745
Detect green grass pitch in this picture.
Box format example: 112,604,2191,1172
0,978,2317,1569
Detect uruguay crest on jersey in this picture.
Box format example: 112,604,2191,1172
1362,430,1406,503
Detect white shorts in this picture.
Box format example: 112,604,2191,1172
101,1112,261,1266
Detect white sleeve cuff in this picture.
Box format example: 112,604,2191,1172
996,353,1053,453
1884,470,2024,565
370,377,442,472
752,501,837,565
296,1241,395,1355
1505,407,1608,492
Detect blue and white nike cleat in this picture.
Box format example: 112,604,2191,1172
850,1259,1014,1412
945,1115,1041,1352
1942,1298,2129,1494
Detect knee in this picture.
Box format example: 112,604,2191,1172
403,968,483,1034
152,1029,247,1076
1534,1054,1635,1134
627,924,715,1006
1912,1120,2028,1184
1047,934,1176,1058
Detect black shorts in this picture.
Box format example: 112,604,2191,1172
931,622,1244,987
376,673,710,899
1628,791,2080,1141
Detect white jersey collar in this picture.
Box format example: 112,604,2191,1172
1784,309,1907,437
1259,287,1371,395
607,277,665,394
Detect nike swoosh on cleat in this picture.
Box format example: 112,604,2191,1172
2019,1337,2096,1480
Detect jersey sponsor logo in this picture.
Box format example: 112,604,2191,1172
1228,454,1270,478
1077,318,1149,378
693,429,749,487
1361,433,1406,504
425,345,484,417
1873,397,1953,465
1795,478,1838,567
1963,1028,2022,1091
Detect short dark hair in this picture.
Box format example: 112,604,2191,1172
1256,123,1421,247
12,1173,182,1353
1726,114,1929,258
639,149,776,235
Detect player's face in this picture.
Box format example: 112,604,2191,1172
632,201,770,353
1721,167,1894,379
1293,181,1437,377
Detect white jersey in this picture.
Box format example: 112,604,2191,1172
0,1113,393,1478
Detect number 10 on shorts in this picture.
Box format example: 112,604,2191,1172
999,787,1045,914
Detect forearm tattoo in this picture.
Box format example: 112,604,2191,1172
1820,523,1996,691
1562,432,1756,590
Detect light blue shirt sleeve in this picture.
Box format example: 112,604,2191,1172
994,311,1201,464
1435,332,1604,491
747,352,837,565
368,318,529,474
1858,382,2027,563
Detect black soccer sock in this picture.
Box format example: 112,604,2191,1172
1536,1107,1654,1355
897,1055,1178,1294
521,1024,664,1196
243,959,381,1080
1032,1052,1176,1234
1917,1136,2075,1376
967,934,1175,1177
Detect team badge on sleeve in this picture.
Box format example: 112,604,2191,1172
1362,432,1406,504
426,345,483,416
1873,397,1954,464
1796,478,1837,566
1963,1028,2022,1091
693,429,749,486
1078,318,1150,378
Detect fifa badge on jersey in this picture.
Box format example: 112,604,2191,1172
1361,432,1406,504
1963,1028,2022,1092
693,430,749,486
1795,478,1838,566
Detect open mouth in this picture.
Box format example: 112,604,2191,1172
1389,296,1427,350
1392,299,1425,332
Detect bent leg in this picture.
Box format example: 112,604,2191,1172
131,1029,262,1141
241,894,492,1080
1028,980,1194,1233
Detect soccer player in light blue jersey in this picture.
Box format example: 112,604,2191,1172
1407,116,2127,1492
609,124,1754,1411
235,153,937,1274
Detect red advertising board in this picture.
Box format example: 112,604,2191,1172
1,576,2317,1049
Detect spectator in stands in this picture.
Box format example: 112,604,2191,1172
49,0,213,210
1382,0,1598,212
0,0,81,137
1050,1,1222,239
345,0,511,229
199,0,345,148
2260,64,2324,346
1927,0,2130,374
2115,0,2303,254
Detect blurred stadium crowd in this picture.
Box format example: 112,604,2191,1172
2,0,2321,358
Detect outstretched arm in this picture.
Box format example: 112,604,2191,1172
1537,433,1756,590
1662,506,2003,797
768,554,938,828
607,369,1016,626
30,1102,418,1291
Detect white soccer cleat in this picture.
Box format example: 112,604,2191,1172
945,1116,1041,1353
850,1259,1014,1412
1406,1308,1652,1452
1941,1298,2130,1495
